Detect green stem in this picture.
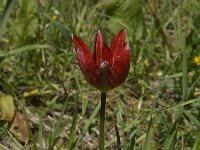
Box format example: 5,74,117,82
99,92,106,150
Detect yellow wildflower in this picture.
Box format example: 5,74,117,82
52,15,58,20
194,56,200,66
23,89,39,97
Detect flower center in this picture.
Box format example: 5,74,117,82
99,60,109,92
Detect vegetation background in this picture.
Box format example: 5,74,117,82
0,0,200,149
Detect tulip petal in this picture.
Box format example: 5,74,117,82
72,34,91,57
110,29,126,61
108,44,130,89
93,30,112,65
72,34,96,81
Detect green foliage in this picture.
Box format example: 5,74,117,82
0,120,8,139
0,0,200,149
163,118,178,150
68,111,78,150
0,0,17,38
143,117,154,150
0,44,49,57
193,132,200,150
103,0,144,40
11,0,38,45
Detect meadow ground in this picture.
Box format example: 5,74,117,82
0,0,200,149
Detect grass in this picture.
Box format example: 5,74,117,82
0,0,200,149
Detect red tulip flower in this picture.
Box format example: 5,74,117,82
72,29,130,92
73,29,130,149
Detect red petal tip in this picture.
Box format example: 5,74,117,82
120,29,126,35
96,30,103,37
124,29,126,34
72,34,77,40
72,34,75,40
72,33,74,40
97,30,101,33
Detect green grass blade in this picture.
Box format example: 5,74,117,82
186,75,200,100
49,98,69,149
68,111,78,150
193,132,200,150
68,59,86,115
143,117,154,150
0,44,49,57
77,100,101,144
45,14,69,38
115,124,121,150
75,5,87,34
183,110,200,129
0,0,16,38
130,135,136,150
163,119,179,150
82,101,100,134
39,111,44,150
143,97,200,117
